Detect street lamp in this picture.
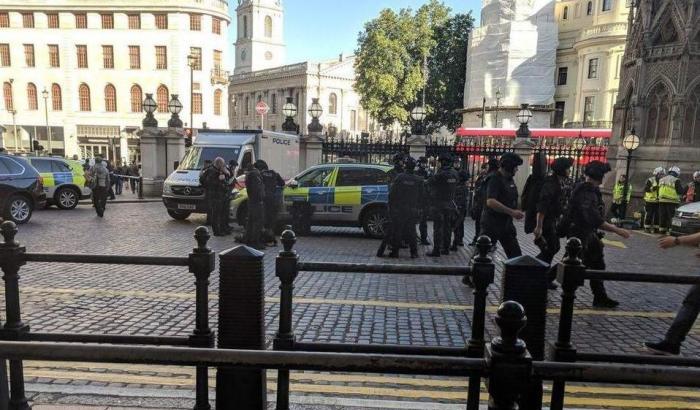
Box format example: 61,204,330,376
515,103,533,139
142,93,158,127
167,94,184,127
494,88,502,127
281,97,298,133
410,105,426,135
9,109,18,153
308,98,323,133
621,128,641,219
187,53,197,132
42,87,51,155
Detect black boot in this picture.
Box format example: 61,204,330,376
427,249,441,257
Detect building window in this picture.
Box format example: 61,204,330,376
104,84,117,112
563,6,568,20
155,46,167,69
128,14,140,29
213,49,222,71
554,101,565,127
47,13,59,28
645,83,671,143
586,1,593,15
129,45,140,69
3,82,13,111
264,16,272,38
156,85,169,113
350,110,357,130
190,14,201,31
189,47,202,70
193,93,202,114
329,93,338,115
130,85,142,112
245,96,249,115
271,93,277,114
23,44,35,67
154,13,168,29
51,83,62,110
27,83,37,110
0,43,10,67
212,17,221,34
557,67,568,85
48,44,60,67
75,13,87,29
102,45,113,69
583,96,595,123
214,90,222,115
615,54,621,79
0,13,9,28
22,13,34,28
101,13,113,29
77,45,88,68
79,83,91,111
587,58,599,78
243,16,248,38
602,0,613,11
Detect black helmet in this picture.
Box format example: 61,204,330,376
418,156,428,164
404,156,416,170
253,159,268,171
438,153,453,165
392,152,405,164
458,169,470,183
486,157,499,171
551,157,574,176
584,160,611,182
499,153,523,173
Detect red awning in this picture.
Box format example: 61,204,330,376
455,128,612,139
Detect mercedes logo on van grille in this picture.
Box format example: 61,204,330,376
184,187,192,195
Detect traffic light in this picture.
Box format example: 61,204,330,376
32,140,44,152
184,128,192,148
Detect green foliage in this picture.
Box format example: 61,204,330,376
354,1,473,131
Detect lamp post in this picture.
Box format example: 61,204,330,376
9,109,17,152
515,103,533,139
410,105,426,136
572,134,587,180
142,93,158,127
187,53,197,133
621,128,640,219
167,94,184,127
494,88,502,127
308,98,323,133
42,88,51,155
281,97,298,133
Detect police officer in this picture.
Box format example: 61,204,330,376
377,152,406,256
426,153,459,257
199,159,214,226
244,162,266,249
480,153,524,259
658,166,686,235
451,166,470,250
643,167,664,233
470,158,499,246
386,157,424,258
387,152,405,184
416,156,432,245
566,161,630,308
202,157,231,236
685,171,700,203
610,174,631,220
255,160,286,245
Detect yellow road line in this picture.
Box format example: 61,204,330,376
602,238,627,249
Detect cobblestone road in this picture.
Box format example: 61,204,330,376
4,202,700,409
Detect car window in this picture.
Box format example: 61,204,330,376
296,167,334,188
52,161,72,173
3,157,25,174
336,167,389,186
31,159,53,173
0,158,12,175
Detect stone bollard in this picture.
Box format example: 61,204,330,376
216,245,266,410
486,301,531,410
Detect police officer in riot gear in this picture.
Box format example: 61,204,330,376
255,160,286,246
202,157,231,236
426,154,459,257
244,162,266,250
451,166,470,250
470,158,499,246
387,157,424,258
377,152,406,257
387,152,405,184
481,153,524,258
416,156,432,245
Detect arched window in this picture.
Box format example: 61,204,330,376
563,6,569,19
104,84,116,112
130,85,142,113
683,85,700,143
3,81,13,111
26,83,37,110
264,16,272,38
51,83,62,111
79,83,91,111
587,1,593,15
644,83,671,143
156,85,168,113
329,93,338,115
214,89,222,116
243,15,248,38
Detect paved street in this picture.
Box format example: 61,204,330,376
4,202,700,409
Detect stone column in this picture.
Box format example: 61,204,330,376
512,138,535,197
300,132,324,170
407,134,427,159
136,127,186,197
119,130,129,166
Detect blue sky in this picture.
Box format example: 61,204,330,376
227,0,482,68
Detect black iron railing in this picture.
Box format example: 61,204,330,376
322,134,408,164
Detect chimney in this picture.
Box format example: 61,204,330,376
339,53,344,62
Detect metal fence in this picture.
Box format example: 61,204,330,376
321,134,408,164
532,143,609,181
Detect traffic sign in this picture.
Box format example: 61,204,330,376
255,101,270,115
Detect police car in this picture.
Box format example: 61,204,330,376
230,163,392,238
27,157,91,209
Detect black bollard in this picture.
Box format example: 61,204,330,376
216,245,266,410
485,301,531,410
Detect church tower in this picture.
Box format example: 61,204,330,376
234,0,286,75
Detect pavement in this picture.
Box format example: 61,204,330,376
4,201,700,409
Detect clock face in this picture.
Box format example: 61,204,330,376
265,51,273,60
241,49,247,61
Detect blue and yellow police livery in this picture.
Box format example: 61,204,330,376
27,157,91,210
230,163,392,238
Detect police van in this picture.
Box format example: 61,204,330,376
230,163,392,238
27,156,91,209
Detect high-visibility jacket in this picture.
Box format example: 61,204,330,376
644,177,659,203
612,182,632,204
658,175,681,204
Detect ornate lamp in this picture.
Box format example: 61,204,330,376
308,98,323,133
142,93,158,127
515,103,533,139
167,94,184,127
282,97,298,132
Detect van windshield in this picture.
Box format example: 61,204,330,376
178,146,242,171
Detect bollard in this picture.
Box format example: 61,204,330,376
138,176,144,199
466,235,494,410
485,301,531,410
188,227,216,410
550,238,585,410
501,255,549,410
0,222,29,410
273,228,299,410
216,245,266,410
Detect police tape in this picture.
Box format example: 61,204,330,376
111,174,142,180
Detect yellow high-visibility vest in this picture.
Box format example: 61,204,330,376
658,175,680,204
613,182,632,204
644,177,659,203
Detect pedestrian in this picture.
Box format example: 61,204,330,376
643,167,664,233
685,171,700,203
480,153,524,259
202,157,230,236
426,153,459,257
658,166,686,235
522,151,548,236
644,231,700,355
470,158,499,246
199,160,214,226
563,161,630,308
87,156,110,217
114,162,124,195
244,162,266,249
609,174,631,220
378,153,405,255
451,166,470,251
385,157,423,258
105,160,117,200
416,156,432,245
256,159,286,246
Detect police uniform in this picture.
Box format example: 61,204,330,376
203,166,229,236
658,169,686,234
379,154,405,255
480,171,522,258
426,158,459,256
259,162,286,244
388,159,424,258
416,159,432,244
610,179,632,220
643,171,662,232
245,167,266,248
451,170,470,249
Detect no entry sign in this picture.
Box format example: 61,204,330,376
255,101,270,115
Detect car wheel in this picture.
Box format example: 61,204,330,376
5,195,33,224
56,187,79,210
362,207,388,239
167,209,191,220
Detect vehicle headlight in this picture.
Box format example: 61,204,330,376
163,184,172,194
693,212,700,218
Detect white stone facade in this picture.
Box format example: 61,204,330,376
233,0,286,75
0,0,230,163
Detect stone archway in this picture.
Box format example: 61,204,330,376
644,82,671,144
683,85,700,144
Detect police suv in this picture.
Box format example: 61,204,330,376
27,156,91,209
230,163,391,238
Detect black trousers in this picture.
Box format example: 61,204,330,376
432,207,454,252
210,194,228,236
609,202,623,219
570,231,608,299
419,208,429,242
391,209,417,256
659,203,678,232
480,217,522,259
452,209,466,245
644,202,659,229
92,186,108,212
263,199,280,241
665,284,700,348
472,211,482,243
246,201,265,245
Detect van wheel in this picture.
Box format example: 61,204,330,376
168,209,191,220
5,195,33,224
56,187,79,210
362,207,387,239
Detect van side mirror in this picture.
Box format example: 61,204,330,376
288,180,299,189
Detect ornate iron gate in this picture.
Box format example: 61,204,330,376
322,134,408,164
